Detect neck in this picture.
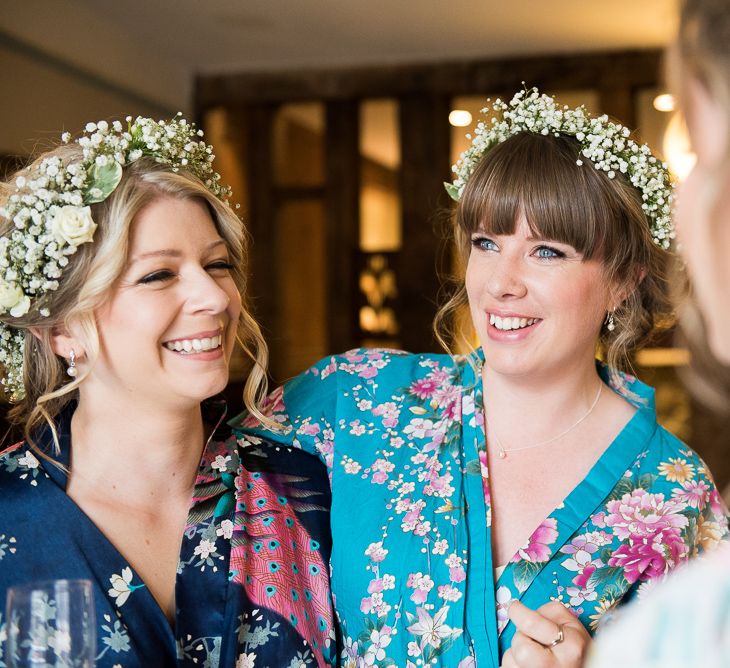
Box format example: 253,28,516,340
68,388,206,501
482,356,604,446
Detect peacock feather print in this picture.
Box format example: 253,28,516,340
189,432,335,667
231,464,333,666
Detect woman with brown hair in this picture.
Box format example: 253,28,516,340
0,117,335,667
234,89,728,667
588,1,730,665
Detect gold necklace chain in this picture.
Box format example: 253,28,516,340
491,381,603,459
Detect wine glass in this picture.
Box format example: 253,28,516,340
5,579,96,667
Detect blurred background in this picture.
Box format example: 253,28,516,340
3,0,726,486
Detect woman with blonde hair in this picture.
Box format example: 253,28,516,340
0,117,335,667
234,89,728,667
589,1,730,665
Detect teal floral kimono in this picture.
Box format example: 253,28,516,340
232,348,729,667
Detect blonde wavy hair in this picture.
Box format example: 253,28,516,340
435,132,677,383
0,145,271,457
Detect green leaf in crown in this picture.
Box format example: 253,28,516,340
444,182,461,201
84,161,123,204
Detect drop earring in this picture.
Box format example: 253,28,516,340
67,349,77,377
605,310,616,332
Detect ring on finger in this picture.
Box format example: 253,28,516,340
546,623,565,649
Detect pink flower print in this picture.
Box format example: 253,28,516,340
407,572,434,604
241,385,286,425
319,359,337,379
433,384,462,421
373,401,400,427
299,421,321,436
349,420,366,436
437,584,462,602
571,562,597,589
479,450,491,508
565,575,598,607
449,564,466,583
513,518,559,563
404,418,435,440
365,541,388,563
359,365,378,379
495,586,513,634
342,350,366,363
708,487,727,518
672,479,711,509
608,530,688,583
424,471,454,498
261,385,285,414
400,499,427,533
423,430,446,453
559,534,604,575
410,377,440,400
605,489,688,541
591,511,607,528
360,596,374,614
372,471,388,484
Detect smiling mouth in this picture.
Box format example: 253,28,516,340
489,314,540,331
163,333,223,354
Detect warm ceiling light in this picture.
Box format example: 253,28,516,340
449,110,472,127
663,112,696,181
653,93,675,112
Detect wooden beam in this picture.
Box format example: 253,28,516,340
196,50,662,107
397,93,452,353
324,100,360,353
599,86,636,128
241,104,279,342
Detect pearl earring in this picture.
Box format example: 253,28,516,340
67,349,77,377
606,310,616,332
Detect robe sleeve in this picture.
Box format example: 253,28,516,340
230,353,342,474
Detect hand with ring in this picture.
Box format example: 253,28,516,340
500,600,592,668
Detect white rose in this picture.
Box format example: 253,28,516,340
0,280,30,317
51,205,97,247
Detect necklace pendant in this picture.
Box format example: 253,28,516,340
498,446,506,459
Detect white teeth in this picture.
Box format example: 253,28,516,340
164,334,222,354
489,314,537,331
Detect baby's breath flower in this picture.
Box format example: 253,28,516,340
0,114,232,400
445,87,674,251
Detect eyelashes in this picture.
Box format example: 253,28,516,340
470,235,567,260
137,261,234,285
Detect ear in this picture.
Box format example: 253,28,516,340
30,324,84,360
609,266,647,310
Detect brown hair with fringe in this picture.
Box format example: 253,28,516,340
434,131,677,380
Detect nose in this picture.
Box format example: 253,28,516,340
486,253,527,300
186,269,231,315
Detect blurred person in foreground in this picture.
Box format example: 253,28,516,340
588,1,730,666
0,116,335,667
233,89,728,668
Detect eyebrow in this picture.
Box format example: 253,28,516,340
129,239,227,264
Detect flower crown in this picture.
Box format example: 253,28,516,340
0,113,232,401
445,87,674,249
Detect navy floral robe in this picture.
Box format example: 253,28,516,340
0,400,336,668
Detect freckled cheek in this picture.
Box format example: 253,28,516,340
559,283,606,334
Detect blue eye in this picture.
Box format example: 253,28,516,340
471,236,497,251
535,246,564,259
